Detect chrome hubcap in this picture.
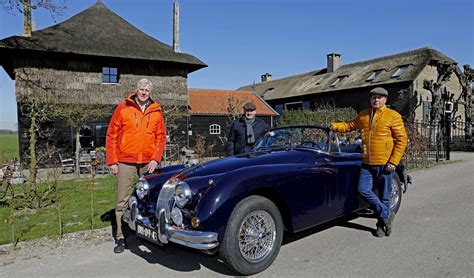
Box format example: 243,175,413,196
238,210,276,263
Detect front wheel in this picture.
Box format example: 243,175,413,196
390,174,402,214
219,195,283,275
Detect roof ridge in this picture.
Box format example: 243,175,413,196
189,88,254,93
240,47,437,88
339,46,434,69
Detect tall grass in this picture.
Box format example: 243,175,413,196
0,176,116,245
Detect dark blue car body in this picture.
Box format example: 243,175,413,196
124,125,403,275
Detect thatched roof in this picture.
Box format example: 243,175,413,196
0,1,206,72
238,47,456,100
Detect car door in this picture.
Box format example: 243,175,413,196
287,153,341,232
327,152,362,215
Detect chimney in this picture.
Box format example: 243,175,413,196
23,0,32,37
173,0,180,52
327,53,341,73
261,73,272,82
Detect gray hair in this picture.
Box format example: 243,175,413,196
136,78,153,91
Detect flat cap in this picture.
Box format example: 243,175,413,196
369,87,388,97
243,102,257,110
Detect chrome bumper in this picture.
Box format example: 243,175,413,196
123,207,219,250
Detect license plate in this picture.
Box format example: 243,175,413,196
136,223,159,244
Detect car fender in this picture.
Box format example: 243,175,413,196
194,164,297,241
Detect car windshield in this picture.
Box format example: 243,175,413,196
254,126,329,152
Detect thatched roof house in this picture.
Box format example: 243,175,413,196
0,1,206,76
239,47,464,122
0,1,207,163
0,1,206,105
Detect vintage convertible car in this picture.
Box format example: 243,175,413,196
123,125,408,275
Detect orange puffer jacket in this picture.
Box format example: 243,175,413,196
106,94,166,166
332,106,407,166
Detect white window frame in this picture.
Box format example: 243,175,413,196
366,70,382,81
331,75,348,87
285,101,303,110
209,124,221,135
391,65,409,78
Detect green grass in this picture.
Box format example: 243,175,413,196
0,175,117,245
0,133,19,161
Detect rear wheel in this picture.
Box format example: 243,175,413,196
219,195,283,275
390,174,402,214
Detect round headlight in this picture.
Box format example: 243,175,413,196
174,182,192,208
171,207,183,226
135,178,150,200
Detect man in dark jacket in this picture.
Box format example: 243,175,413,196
226,102,269,155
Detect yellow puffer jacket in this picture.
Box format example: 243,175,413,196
332,106,407,166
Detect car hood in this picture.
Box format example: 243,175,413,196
178,149,307,180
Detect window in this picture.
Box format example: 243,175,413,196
93,123,108,147
331,75,348,87
366,70,383,81
422,100,431,123
262,87,274,98
391,65,409,78
302,101,311,110
275,104,284,114
102,67,119,83
209,124,221,135
285,102,303,110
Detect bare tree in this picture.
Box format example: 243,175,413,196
1,0,67,20
453,64,473,141
50,103,111,177
19,97,55,186
161,100,189,161
423,62,455,127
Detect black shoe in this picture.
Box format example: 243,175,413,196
114,239,125,253
375,226,385,237
374,219,385,237
383,213,395,237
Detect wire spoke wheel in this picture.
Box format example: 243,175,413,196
238,210,276,263
390,175,401,212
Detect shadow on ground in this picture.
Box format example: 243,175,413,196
282,211,377,245
126,235,237,275
97,209,379,276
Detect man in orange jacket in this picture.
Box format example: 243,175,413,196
331,87,407,237
106,78,166,253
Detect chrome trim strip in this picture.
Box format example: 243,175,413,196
156,178,180,243
153,177,219,250
158,208,168,243
167,226,219,250
124,196,138,231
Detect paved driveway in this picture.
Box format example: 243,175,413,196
1,152,473,277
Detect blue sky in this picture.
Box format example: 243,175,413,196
0,0,473,130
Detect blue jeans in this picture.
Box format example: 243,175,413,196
358,164,392,220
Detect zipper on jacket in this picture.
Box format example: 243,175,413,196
368,110,374,163
134,113,138,128
146,114,150,129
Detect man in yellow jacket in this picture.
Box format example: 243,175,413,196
331,87,407,237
